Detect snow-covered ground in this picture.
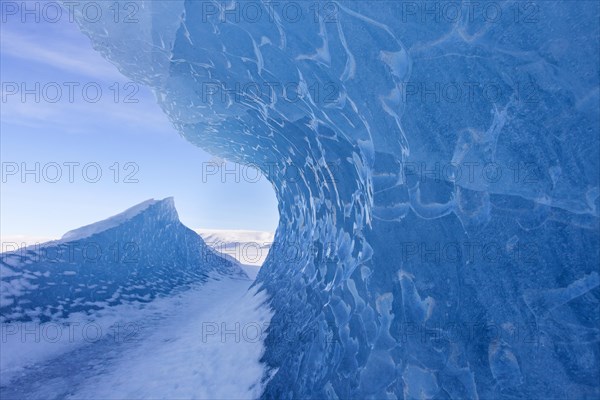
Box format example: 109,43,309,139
0,275,273,399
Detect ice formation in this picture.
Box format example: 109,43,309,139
67,1,599,398
0,198,247,323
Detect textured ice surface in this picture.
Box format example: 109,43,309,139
70,1,599,398
0,198,247,323
61,199,161,241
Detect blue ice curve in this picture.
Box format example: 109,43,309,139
70,1,599,398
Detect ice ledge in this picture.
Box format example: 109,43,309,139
61,197,176,242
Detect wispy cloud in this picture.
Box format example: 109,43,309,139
0,89,172,136
1,25,124,81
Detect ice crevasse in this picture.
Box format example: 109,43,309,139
72,1,599,399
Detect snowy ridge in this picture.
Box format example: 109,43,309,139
195,228,274,268
195,229,274,245
61,198,172,241
0,198,247,323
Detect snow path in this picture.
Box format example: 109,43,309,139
0,276,273,400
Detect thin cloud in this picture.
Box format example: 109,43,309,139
1,91,172,136
0,26,124,81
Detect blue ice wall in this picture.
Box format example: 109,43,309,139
72,1,599,398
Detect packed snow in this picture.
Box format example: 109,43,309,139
1,275,273,399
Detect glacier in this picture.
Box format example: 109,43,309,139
0,197,247,323
1,197,269,398
49,0,600,398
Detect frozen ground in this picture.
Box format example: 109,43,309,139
0,275,273,400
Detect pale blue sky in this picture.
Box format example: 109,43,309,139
0,7,279,245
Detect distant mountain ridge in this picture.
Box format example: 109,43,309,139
195,228,274,267
0,198,247,323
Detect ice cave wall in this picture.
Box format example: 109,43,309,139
73,1,600,398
